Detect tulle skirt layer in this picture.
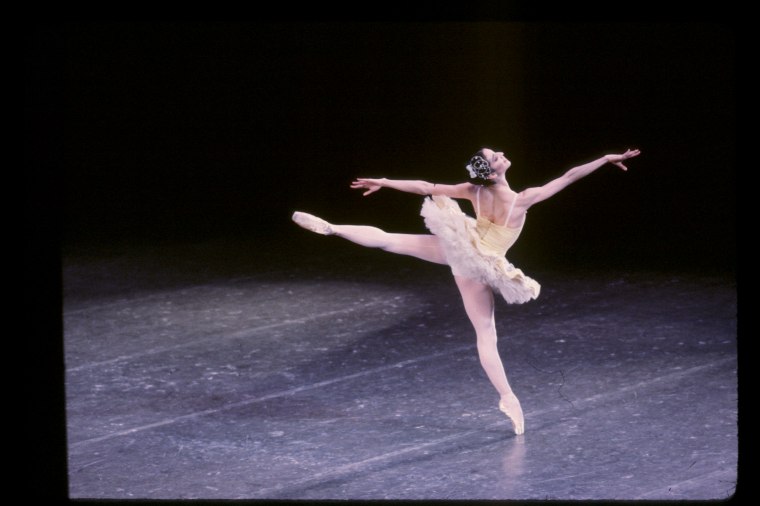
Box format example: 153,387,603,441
420,196,540,304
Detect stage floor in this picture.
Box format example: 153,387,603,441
62,235,737,500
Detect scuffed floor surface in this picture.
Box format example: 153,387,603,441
63,236,737,500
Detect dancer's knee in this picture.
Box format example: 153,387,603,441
370,227,391,249
470,315,496,337
475,327,498,347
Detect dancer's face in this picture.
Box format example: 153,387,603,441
482,148,511,174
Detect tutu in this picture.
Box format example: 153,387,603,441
420,195,540,304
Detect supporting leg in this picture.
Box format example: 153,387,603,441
454,275,524,435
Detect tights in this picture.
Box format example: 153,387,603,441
332,223,524,432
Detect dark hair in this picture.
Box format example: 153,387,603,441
466,149,496,186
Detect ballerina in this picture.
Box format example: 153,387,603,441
292,147,640,434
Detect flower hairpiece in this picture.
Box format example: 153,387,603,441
466,155,494,179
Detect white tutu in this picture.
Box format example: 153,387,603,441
420,196,540,304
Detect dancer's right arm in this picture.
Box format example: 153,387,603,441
351,178,473,199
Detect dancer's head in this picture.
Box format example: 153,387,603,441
466,148,511,185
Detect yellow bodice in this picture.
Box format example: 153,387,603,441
475,216,523,257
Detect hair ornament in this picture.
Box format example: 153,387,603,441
466,155,494,179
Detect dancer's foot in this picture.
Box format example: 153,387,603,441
292,211,334,235
499,394,525,435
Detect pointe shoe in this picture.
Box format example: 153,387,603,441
292,211,333,235
499,398,525,435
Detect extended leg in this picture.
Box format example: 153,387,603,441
293,211,447,265
454,275,524,435
332,225,448,265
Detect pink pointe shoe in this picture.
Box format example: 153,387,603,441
292,211,333,235
499,398,525,435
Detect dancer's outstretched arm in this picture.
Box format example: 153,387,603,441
351,178,474,199
521,149,640,208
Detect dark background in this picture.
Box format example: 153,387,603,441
28,22,735,272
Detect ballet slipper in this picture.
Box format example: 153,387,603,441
292,211,334,235
499,395,525,435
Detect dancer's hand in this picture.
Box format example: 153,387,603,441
605,149,641,171
351,178,384,196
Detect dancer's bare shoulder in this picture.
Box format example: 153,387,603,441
429,182,476,200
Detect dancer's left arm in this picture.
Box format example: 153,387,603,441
521,149,640,207
351,178,473,199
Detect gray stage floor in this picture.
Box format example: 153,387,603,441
62,235,737,500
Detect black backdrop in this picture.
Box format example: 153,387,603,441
28,22,735,273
